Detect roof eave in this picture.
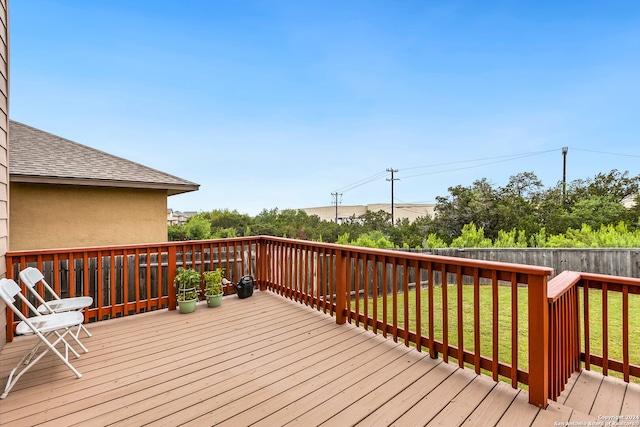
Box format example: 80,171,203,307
9,175,200,196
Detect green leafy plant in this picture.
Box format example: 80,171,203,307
203,268,224,296
174,267,201,301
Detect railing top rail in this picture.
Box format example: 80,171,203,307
7,235,555,277
548,270,640,302
548,270,582,302
578,271,640,288
428,247,640,252
261,236,555,277
5,236,262,257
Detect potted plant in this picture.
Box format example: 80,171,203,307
174,267,201,313
203,268,224,307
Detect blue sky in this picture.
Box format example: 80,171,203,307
9,1,640,216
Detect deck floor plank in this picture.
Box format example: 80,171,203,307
2,297,327,425
562,369,603,415
368,367,476,426
461,380,519,426
568,409,599,423
177,331,382,426
310,352,439,427
622,382,640,415
0,290,634,427
394,368,478,426
425,374,497,426
496,390,540,426
531,400,574,426
352,360,457,426
233,338,412,426
555,371,579,405
591,376,627,416
89,317,361,425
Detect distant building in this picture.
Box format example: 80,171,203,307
167,209,197,225
621,195,637,209
303,203,435,224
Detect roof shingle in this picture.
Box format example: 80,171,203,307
8,120,199,195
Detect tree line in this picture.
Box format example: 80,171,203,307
168,169,640,248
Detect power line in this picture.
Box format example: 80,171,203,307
398,149,558,172
334,170,388,194
571,147,640,158
333,150,558,196
329,146,638,208
399,150,557,180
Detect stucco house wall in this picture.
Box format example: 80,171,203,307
10,184,168,250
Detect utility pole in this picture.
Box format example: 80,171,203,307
331,192,342,223
386,168,399,225
562,147,568,200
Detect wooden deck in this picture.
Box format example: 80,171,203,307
0,290,638,426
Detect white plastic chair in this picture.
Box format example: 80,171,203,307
19,266,93,339
0,278,84,399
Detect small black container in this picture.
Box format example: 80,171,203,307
233,275,254,299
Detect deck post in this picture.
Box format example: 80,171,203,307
4,256,15,342
258,239,268,291
528,273,549,408
335,249,348,324
168,245,177,310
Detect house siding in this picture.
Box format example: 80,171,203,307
10,184,168,250
0,0,9,347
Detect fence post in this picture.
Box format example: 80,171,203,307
335,249,348,324
528,273,549,408
168,245,177,311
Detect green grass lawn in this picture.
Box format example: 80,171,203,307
359,284,639,384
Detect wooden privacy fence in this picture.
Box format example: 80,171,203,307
412,248,640,279
5,237,261,328
5,236,639,409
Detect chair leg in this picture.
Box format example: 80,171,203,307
80,323,93,338
1,329,82,399
66,327,89,354
26,331,82,361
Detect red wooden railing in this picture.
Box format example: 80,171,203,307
5,237,262,326
258,237,553,407
5,236,638,408
547,271,640,400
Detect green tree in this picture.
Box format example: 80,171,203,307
359,210,392,235
422,233,448,248
183,214,212,240
434,178,498,242
536,184,570,236
495,172,543,238
582,169,639,203
564,195,627,230
212,227,238,238
252,208,279,236
450,223,492,248
493,229,528,248
168,224,188,241
201,209,253,237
